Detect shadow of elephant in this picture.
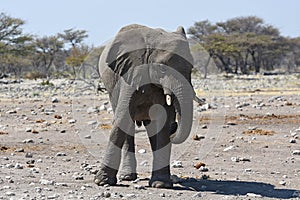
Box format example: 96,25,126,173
173,178,299,199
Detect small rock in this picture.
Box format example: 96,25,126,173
31,129,39,134
193,134,205,141
23,139,34,143
68,119,76,124
192,192,202,198
279,180,286,186
199,166,208,172
51,97,59,103
25,152,33,158
101,191,111,198
194,162,206,169
40,179,55,185
236,102,250,109
56,152,67,157
14,163,24,169
201,125,208,129
5,191,15,196
84,135,91,139
99,104,107,111
134,184,145,190
246,193,262,197
138,149,146,154
231,157,240,162
292,150,300,155
107,107,113,113
87,107,98,114
54,115,62,119
140,160,149,166
226,121,237,126
87,120,97,125
160,193,166,197
245,168,252,172
223,145,234,152
171,160,183,168
47,194,60,199
25,127,32,132
126,193,136,198
289,139,296,143
6,110,17,114
15,148,25,152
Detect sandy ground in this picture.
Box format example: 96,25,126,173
0,74,300,199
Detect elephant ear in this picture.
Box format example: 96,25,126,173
175,26,187,38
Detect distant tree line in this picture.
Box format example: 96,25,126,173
188,16,300,76
0,13,299,80
0,12,103,80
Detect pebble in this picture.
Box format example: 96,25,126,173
25,152,33,158
40,179,55,185
56,152,67,156
15,148,25,152
223,145,234,152
140,160,149,166
160,193,166,197
126,193,136,198
292,150,300,155
47,194,60,199
279,180,286,186
5,191,15,196
199,166,209,172
51,97,59,103
87,121,97,125
99,104,107,111
171,160,183,168
23,139,34,143
244,168,252,172
6,110,17,114
138,149,146,154
246,193,262,197
289,139,296,143
25,127,32,132
87,107,98,114
134,184,145,190
84,135,91,139
68,119,76,124
192,192,202,198
101,191,111,198
235,102,250,108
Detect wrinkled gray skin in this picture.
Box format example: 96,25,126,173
95,24,195,188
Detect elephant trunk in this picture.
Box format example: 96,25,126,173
161,75,194,144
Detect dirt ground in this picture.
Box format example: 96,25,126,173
0,74,300,199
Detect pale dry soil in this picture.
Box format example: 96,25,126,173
0,75,300,199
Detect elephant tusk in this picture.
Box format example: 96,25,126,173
166,95,172,106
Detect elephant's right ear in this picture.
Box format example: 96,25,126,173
175,26,187,39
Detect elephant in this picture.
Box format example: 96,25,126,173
95,24,197,188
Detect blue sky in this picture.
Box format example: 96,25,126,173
1,0,300,46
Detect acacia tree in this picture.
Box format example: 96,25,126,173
59,28,89,78
188,16,289,74
0,13,33,78
33,35,64,77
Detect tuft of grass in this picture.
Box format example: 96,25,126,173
40,80,54,87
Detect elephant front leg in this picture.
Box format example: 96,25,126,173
119,134,138,181
95,125,130,186
146,121,173,188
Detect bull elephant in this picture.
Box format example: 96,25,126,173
95,24,197,188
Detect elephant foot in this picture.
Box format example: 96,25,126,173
94,166,117,186
119,173,138,181
149,175,173,188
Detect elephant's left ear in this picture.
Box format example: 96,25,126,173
175,26,186,38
